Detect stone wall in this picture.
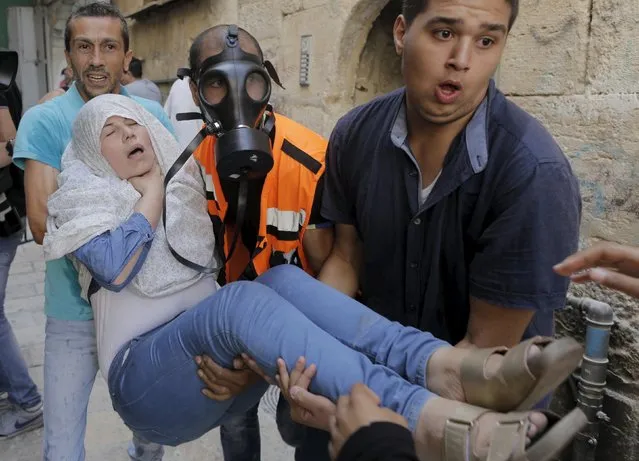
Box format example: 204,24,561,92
114,0,400,135
501,2,639,458
114,0,237,97
86,0,639,458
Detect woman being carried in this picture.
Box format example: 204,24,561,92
44,94,586,461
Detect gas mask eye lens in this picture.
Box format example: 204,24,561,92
202,74,228,105
246,72,268,102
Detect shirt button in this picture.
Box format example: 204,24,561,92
409,262,418,269
408,304,417,311
413,218,421,225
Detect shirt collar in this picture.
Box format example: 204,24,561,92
390,80,495,174
66,82,131,108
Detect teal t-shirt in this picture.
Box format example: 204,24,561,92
13,83,176,321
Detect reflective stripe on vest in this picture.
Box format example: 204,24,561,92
266,208,307,241
203,173,218,203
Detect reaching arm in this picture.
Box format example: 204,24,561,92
554,241,639,299
317,223,363,297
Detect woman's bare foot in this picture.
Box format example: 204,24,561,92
413,397,548,461
425,344,542,402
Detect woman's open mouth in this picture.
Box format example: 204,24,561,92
128,146,144,158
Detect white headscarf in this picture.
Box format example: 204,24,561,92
43,94,218,300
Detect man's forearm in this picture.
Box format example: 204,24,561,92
25,160,60,245
318,250,359,297
458,297,535,348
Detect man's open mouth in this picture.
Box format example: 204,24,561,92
87,74,108,84
439,81,462,94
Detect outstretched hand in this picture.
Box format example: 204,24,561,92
554,241,639,298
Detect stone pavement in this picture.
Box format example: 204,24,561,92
0,241,294,461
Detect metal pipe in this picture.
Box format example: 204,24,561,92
566,295,614,461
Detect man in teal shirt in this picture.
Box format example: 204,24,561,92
13,3,173,460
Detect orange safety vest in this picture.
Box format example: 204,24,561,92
193,112,327,283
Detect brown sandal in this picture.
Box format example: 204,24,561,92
460,336,583,412
442,404,587,461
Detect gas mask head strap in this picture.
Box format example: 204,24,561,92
177,26,284,89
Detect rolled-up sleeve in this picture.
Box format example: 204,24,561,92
469,159,582,311
73,212,155,291
321,120,355,225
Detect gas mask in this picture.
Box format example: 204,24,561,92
164,26,285,274
176,24,284,181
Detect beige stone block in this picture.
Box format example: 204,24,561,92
281,0,303,15
303,0,329,10
499,0,590,95
239,0,281,41
511,94,639,245
273,7,344,119
588,0,639,94
126,0,231,81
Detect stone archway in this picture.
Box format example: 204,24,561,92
331,0,403,118
352,0,402,106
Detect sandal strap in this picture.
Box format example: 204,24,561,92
443,406,529,461
444,405,488,461
501,337,553,384
461,337,554,412
486,413,529,461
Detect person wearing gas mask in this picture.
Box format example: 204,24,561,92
175,25,334,461
0,49,44,439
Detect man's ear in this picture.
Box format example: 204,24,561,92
189,79,199,107
123,49,134,73
393,15,408,56
64,51,74,77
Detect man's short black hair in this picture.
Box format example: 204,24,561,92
64,2,129,52
188,25,263,80
402,0,519,30
128,57,143,78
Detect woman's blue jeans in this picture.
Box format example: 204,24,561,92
107,265,448,446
